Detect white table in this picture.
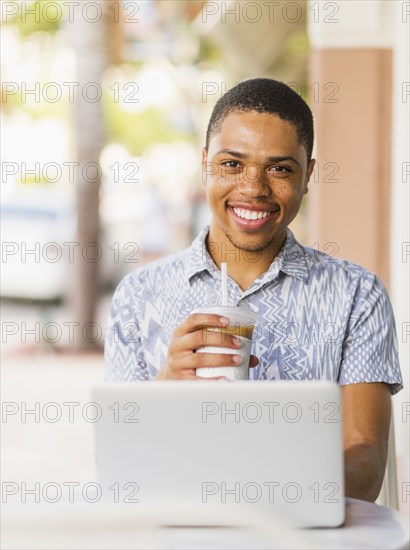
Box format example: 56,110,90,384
2,498,409,549
162,499,409,550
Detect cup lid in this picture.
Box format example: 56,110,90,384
192,305,258,325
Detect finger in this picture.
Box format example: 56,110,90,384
249,354,259,368
192,351,242,370
190,375,231,381
163,350,242,378
172,368,231,382
175,331,243,354
173,313,230,338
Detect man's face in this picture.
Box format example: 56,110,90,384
202,110,315,254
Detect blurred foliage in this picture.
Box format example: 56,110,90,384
2,79,191,155
198,36,221,63
3,0,196,156
4,0,61,36
103,99,191,156
1,81,71,121
287,29,310,59
275,29,310,101
20,175,52,186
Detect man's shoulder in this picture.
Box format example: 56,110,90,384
300,243,383,289
284,231,376,283
303,244,365,271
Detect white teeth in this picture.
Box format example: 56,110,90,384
232,207,272,220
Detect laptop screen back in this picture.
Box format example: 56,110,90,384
92,380,345,528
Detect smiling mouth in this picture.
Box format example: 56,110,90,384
232,207,273,220
228,205,280,230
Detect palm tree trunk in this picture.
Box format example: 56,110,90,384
70,1,108,350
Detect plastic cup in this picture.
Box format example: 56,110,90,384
193,305,258,381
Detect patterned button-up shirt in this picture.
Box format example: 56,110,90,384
104,228,402,394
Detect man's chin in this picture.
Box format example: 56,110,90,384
225,231,282,254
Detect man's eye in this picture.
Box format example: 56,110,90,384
222,161,241,168
271,165,291,173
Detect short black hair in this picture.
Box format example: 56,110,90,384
205,78,314,161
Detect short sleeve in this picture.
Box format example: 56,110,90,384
339,273,402,394
104,275,149,382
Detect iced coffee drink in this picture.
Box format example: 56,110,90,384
193,305,257,381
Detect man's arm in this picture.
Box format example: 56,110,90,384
104,275,149,382
342,382,391,502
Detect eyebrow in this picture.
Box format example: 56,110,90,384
213,149,301,167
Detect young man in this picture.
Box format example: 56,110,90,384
105,78,402,501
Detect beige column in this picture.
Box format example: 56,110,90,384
307,1,394,288
307,0,409,513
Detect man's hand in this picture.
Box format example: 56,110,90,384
342,382,391,502
155,313,258,380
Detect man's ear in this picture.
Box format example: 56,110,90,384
201,147,208,185
304,159,316,194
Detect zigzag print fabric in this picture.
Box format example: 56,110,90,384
104,228,402,394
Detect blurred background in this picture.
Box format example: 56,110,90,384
1,0,409,515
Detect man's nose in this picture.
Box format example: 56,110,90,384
238,164,270,196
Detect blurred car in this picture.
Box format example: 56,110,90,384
1,190,76,301
0,176,147,301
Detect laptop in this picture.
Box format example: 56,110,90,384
92,381,345,528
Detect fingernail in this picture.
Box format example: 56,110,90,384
219,316,230,324
232,354,241,364
233,337,241,346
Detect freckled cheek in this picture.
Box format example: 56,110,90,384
207,180,232,197
218,169,241,186
206,182,230,208
272,183,297,199
272,184,305,210
207,171,239,190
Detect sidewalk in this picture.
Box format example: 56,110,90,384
1,350,104,496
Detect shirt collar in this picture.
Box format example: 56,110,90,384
185,226,217,281
265,228,309,282
185,227,309,283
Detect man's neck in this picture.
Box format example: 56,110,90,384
205,232,287,291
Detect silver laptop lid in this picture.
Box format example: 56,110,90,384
92,381,344,528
